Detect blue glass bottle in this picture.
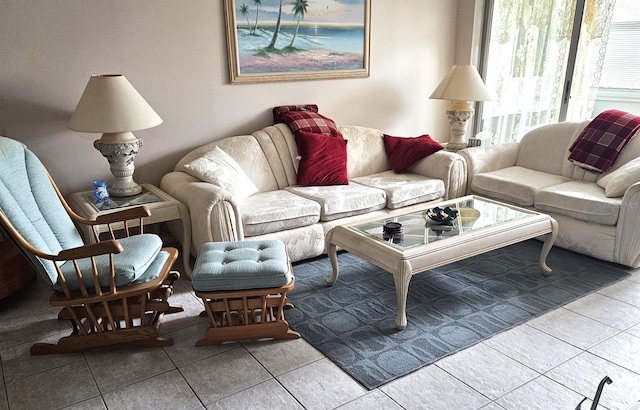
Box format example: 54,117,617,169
93,180,110,208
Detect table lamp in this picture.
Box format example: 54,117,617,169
430,65,494,151
68,74,163,197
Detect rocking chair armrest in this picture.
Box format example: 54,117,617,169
53,240,124,262
92,205,152,225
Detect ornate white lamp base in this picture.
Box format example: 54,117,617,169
94,132,143,197
445,100,475,152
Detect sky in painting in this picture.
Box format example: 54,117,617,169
239,0,365,26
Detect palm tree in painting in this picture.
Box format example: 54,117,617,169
267,0,284,49
251,0,262,36
239,3,251,32
289,0,309,47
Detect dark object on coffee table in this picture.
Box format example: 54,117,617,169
424,206,459,225
383,221,404,244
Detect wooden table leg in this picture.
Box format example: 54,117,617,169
393,260,413,330
539,217,558,276
325,229,339,286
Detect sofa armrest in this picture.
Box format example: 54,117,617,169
458,143,519,194
160,171,244,253
616,181,640,268
408,150,467,199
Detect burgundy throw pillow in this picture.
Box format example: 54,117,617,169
383,134,444,173
296,130,349,186
280,111,342,138
273,104,319,123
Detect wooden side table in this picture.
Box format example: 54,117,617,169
67,183,193,278
0,235,36,299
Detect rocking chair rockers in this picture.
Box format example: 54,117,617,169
0,136,183,355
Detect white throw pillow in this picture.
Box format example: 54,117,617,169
597,156,640,198
184,146,258,201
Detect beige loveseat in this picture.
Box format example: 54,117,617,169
460,121,640,268
160,124,467,263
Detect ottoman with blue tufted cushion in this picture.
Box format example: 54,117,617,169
192,239,300,345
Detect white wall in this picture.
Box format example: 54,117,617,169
0,0,463,195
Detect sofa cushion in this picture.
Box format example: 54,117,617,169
535,181,621,225
240,190,321,236
296,130,349,186
279,110,342,138
183,146,259,201
383,134,443,172
353,171,445,209
252,124,298,189
515,121,586,176
472,166,572,206
597,156,640,198
342,126,390,178
285,182,386,221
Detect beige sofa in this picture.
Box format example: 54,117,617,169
460,121,640,268
160,124,467,263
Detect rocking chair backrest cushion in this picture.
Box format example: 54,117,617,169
0,136,85,287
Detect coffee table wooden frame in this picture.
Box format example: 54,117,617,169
325,195,558,330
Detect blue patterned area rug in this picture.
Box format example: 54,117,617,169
286,240,634,390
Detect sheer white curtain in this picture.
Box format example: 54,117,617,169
566,0,616,121
480,0,615,144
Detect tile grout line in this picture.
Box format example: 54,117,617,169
242,343,310,409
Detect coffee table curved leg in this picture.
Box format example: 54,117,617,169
540,217,558,276
394,260,413,330
326,228,339,286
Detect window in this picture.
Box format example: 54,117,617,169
477,0,640,145
591,1,640,115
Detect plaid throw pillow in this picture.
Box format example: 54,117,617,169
279,111,342,138
273,104,319,123
568,109,640,173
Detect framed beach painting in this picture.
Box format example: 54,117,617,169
223,0,371,84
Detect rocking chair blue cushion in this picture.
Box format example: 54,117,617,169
0,136,163,292
56,234,164,292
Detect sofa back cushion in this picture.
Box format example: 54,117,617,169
175,135,280,193
253,124,299,188
183,146,259,201
340,125,390,178
515,121,586,176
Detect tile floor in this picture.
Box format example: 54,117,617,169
1,260,640,410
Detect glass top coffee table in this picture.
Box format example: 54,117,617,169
324,195,558,330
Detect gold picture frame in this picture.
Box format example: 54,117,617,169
223,0,371,84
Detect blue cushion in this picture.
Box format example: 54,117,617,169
55,234,163,292
0,137,84,286
192,240,291,292
131,250,170,285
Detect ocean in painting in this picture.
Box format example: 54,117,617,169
236,25,365,73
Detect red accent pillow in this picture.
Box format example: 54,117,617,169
296,130,349,186
273,104,319,123
280,111,342,138
383,134,444,173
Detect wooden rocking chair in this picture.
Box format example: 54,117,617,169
0,136,183,355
